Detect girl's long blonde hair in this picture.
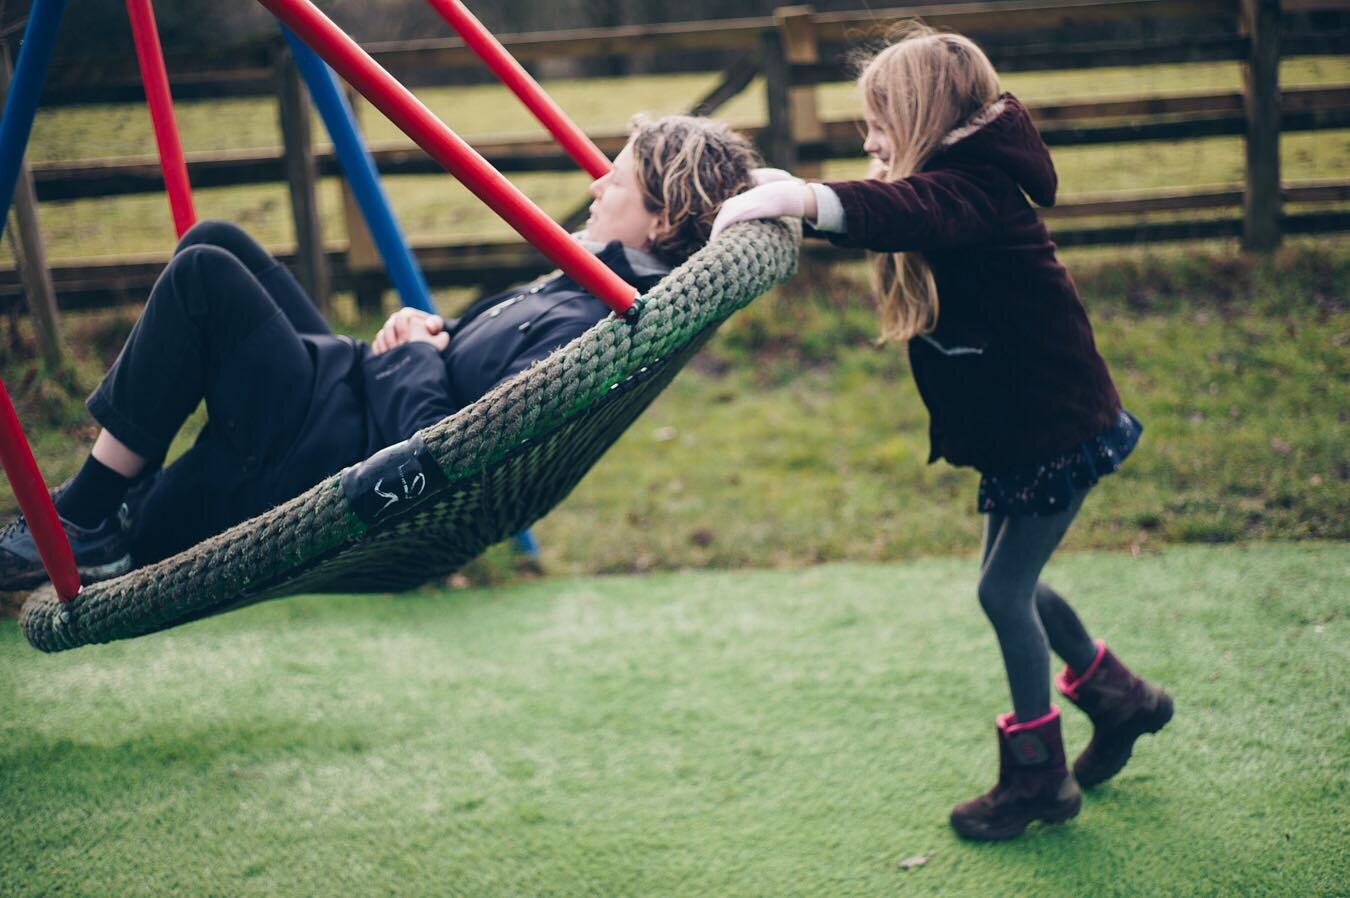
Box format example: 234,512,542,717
858,24,1001,343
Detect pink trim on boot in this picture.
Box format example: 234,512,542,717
1055,639,1108,702
997,706,1061,735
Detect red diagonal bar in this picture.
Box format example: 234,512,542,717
257,0,637,316
426,0,612,179
0,378,80,601
125,0,196,238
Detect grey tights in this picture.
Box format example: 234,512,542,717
978,490,1099,722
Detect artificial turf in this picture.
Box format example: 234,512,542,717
2,543,1345,896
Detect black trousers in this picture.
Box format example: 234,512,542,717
87,220,327,564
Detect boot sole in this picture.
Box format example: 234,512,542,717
1076,693,1174,789
950,793,1082,842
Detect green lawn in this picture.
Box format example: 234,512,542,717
2,56,1346,896
1,544,1345,896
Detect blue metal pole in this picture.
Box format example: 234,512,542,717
281,25,434,313
0,0,68,243
511,529,540,558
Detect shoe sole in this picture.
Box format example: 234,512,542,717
1,554,132,593
79,555,133,582
1076,693,1175,789
950,794,1082,842
0,568,51,592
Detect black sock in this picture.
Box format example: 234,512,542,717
55,456,131,529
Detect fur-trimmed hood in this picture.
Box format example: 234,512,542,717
930,93,1057,207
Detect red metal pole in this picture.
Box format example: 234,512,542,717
125,0,196,238
0,378,80,601
426,0,612,179
257,0,637,316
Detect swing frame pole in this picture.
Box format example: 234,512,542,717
125,0,196,238
0,0,68,245
0,379,81,601
426,0,612,180
281,25,435,314
0,0,81,601
257,0,637,317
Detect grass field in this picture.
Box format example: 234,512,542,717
2,543,1345,896
1,50,1347,898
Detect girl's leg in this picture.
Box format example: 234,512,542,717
175,220,332,335
985,511,1095,673
1034,582,1099,674
976,490,1087,722
979,509,1004,572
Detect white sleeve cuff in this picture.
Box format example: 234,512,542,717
807,182,847,234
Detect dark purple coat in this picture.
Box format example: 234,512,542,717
821,94,1121,472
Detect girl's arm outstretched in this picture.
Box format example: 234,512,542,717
710,170,1000,252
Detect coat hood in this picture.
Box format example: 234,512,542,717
929,93,1058,207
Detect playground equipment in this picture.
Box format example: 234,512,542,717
3,0,798,651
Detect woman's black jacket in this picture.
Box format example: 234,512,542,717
272,240,662,507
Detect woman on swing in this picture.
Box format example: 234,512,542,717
1,115,760,589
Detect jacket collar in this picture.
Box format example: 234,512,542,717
553,239,668,296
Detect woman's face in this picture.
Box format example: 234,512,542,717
584,142,661,250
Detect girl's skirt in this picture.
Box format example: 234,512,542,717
977,409,1143,516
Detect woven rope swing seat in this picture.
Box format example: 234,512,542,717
20,220,798,652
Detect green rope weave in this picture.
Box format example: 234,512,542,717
20,219,799,652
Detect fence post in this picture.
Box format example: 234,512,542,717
760,28,794,170
773,5,822,178
0,43,62,369
274,40,330,309
338,84,386,311
1241,0,1281,252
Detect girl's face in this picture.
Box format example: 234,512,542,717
862,107,892,167
584,142,661,250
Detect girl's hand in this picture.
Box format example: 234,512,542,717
372,308,449,355
709,180,817,242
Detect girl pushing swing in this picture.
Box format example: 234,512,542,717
712,24,1173,841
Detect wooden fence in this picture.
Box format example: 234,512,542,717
4,0,1349,364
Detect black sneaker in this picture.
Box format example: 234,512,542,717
0,508,132,591
115,466,162,536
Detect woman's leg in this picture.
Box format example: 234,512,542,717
976,490,1087,722
2,245,314,588
175,220,331,335
87,244,300,465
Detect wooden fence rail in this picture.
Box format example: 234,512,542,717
3,0,1349,329
4,203,1347,315
22,86,1348,202
29,15,1349,105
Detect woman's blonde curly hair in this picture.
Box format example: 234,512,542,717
627,114,761,267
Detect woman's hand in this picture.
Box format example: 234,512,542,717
371,307,449,356
709,180,817,242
